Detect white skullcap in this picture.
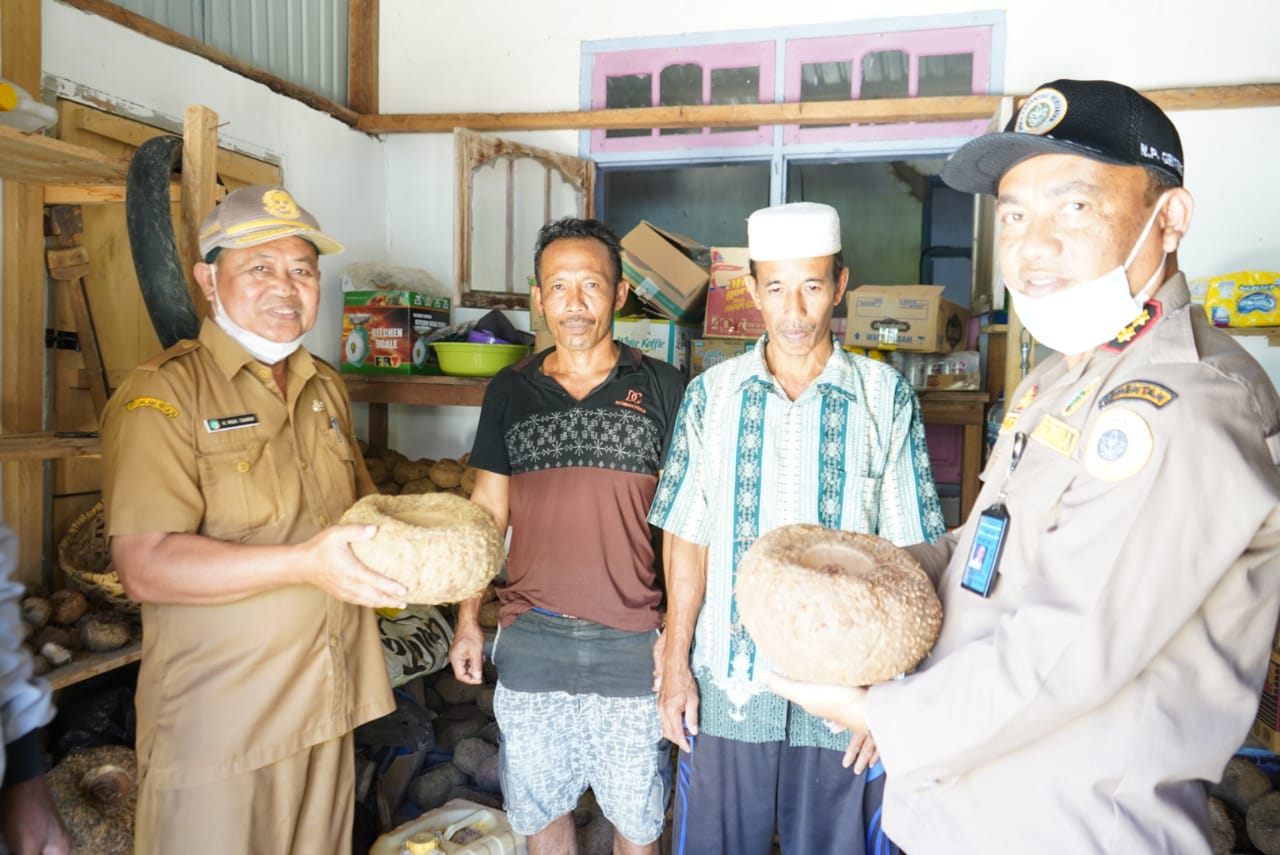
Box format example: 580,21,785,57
747,202,842,262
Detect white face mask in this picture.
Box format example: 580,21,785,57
1008,193,1169,356
208,266,306,365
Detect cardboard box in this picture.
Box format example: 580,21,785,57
703,247,764,339
620,222,710,322
340,290,451,375
690,337,754,377
845,285,970,353
613,316,698,372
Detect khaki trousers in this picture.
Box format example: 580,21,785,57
134,731,354,855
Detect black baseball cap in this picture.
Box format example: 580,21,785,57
941,79,1185,196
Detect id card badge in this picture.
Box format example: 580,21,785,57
961,504,1009,597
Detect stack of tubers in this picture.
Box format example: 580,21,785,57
358,440,478,499
19,588,136,676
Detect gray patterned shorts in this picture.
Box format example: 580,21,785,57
493,684,671,843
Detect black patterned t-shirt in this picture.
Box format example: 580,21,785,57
470,343,686,632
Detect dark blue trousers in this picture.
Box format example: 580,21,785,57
672,731,900,855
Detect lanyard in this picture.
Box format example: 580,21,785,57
961,431,1026,598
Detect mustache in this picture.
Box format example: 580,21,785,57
776,322,816,334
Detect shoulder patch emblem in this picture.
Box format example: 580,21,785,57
1098,380,1178,410
125,397,180,419
1084,407,1153,481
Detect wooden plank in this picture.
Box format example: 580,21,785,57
1144,85,1280,112
364,95,1001,134
348,0,379,115
358,83,1280,135
70,103,279,189
44,182,183,206
3,179,48,586
46,641,142,691
0,125,130,185
182,105,218,323
57,0,360,127
344,375,490,408
66,279,112,416
0,434,101,461
1,0,41,95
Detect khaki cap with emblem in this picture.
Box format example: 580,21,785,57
198,184,344,259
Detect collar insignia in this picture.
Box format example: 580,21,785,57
1102,301,1162,353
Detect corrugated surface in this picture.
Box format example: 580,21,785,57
112,0,349,105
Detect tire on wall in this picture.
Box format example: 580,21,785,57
125,134,201,349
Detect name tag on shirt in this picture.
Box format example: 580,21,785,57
205,414,259,432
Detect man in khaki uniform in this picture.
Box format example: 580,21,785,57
101,185,408,855
769,79,1280,853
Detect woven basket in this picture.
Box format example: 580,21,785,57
57,501,138,614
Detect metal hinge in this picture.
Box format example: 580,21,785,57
45,329,81,351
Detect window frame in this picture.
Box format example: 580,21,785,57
581,13,1004,166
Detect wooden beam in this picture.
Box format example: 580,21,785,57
181,105,218,322
2,0,49,586
44,182,182,206
357,83,1280,135
0,124,131,185
57,0,361,127
1144,84,1280,112
348,0,379,115
361,94,1001,133
68,104,280,188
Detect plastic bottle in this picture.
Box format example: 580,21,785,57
984,391,1005,460
0,79,58,132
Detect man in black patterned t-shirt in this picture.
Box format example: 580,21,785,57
448,218,685,855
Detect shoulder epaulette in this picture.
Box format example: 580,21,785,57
137,338,201,371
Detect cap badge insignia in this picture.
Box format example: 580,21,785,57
262,189,301,220
1016,88,1068,136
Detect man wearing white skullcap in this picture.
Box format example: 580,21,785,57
649,201,943,854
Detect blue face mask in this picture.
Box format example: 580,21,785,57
1007,192,1169,355
208,266,305,365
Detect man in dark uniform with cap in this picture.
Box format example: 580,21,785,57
769,79,1280,853
101,185,406,854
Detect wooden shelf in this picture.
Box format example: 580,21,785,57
46,640,141,691
0,123,130,185
0,432,101,461
345,374,490,408
1223,326,1280,346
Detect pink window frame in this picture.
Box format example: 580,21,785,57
588,41,776,154
782,26,992,145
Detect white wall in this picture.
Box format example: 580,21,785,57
378,0,1280,456
13,0,1280,460
39,0,389,371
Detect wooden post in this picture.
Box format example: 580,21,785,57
181,104,218,321
348,0,379,114
2,0,50,585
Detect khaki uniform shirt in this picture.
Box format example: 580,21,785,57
101,320,392,789
868,274,1280,853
